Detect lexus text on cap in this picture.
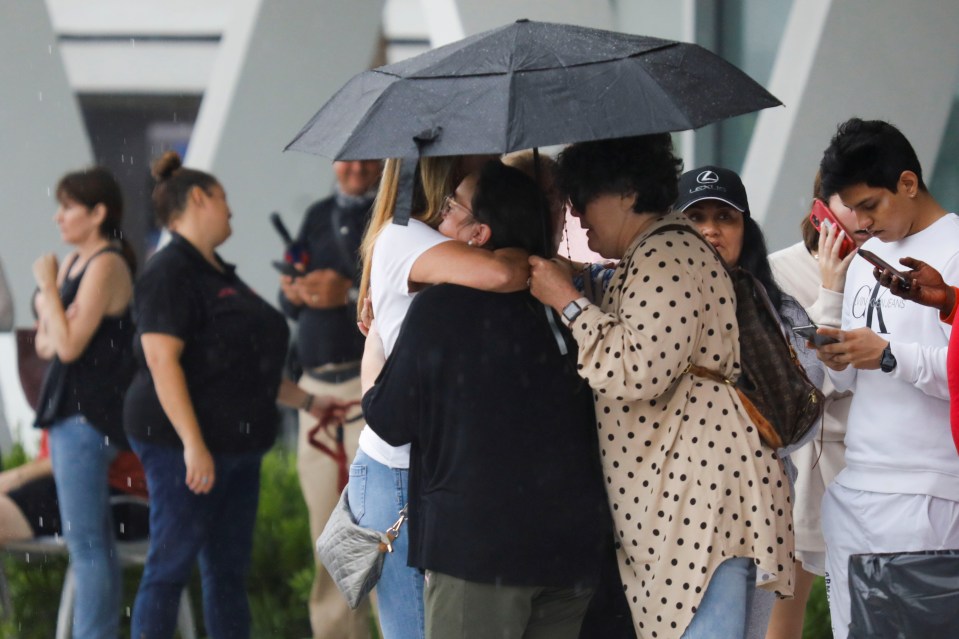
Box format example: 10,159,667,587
675,165,750,217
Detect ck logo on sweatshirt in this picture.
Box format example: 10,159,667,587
852,283,904,333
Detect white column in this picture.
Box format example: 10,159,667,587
186,0,385,301
0,1,92,327
742,0,959,250
0,0,92,448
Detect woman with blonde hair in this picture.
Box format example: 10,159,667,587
349,155,529,638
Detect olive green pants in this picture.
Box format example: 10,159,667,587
424,570,593,639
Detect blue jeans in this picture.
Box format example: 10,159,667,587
129,438,263,639
681,557,757,639
348,449,424,639
49,414,121,639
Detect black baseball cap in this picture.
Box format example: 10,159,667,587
675,165,750,217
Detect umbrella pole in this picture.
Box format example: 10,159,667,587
532,147,569,356
392,157,419,227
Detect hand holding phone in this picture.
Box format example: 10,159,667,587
272,260,302,278
792,324,840,347
809,199,855,259
857,249,911,290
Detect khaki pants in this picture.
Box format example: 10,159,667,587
297,370,370,639
424,570,593,639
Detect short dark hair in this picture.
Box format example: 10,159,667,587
556,134,682,215
820,118,926,197
471,161,551,257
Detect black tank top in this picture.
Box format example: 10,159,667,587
35,247,135,447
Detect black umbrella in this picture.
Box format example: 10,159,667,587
285,19,781,355
286,19,781,162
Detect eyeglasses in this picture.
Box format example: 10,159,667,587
440,195,473,218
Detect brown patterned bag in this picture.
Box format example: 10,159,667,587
652,224,824,448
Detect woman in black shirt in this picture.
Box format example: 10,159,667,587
33,166,137,639
363,162,609,638
124,152,347,639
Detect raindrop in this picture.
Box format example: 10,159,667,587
48,44,52,55
38,91,43,102
126,607,131,617
131,38,136,48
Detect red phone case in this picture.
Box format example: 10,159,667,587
808,199,855,258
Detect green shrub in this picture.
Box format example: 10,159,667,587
248,447,314,637
803,576,833,639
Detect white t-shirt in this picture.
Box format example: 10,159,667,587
357,219,450,468
829,213,959,501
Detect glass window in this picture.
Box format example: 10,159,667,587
694,0,793,171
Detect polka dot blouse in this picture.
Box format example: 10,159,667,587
569,211,795,638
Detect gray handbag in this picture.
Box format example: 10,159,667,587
315,487,408,609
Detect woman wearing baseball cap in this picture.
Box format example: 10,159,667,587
677,165,825,639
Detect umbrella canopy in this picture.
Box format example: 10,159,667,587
286,19,782,161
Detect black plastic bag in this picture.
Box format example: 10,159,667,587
848,549,959,638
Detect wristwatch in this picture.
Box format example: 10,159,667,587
561,297,589,325
879,344,897,373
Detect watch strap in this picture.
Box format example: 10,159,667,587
561,297,590,326
880,344,897,373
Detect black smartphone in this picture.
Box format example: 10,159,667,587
792,324,840,347
857,248,911,290
272,260,301,278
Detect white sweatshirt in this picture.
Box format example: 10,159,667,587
829,213,959,501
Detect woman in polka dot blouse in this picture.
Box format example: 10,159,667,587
529,135,795,639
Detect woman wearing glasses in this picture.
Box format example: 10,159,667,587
348,156,530,638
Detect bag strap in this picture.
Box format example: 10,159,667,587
378,504,409,553
581,264,595,303
644,222,720,259
684,363,784,449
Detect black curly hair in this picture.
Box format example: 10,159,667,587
555,134,683,215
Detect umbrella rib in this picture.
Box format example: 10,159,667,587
386,42,679,81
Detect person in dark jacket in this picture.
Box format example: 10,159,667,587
363,161,609,639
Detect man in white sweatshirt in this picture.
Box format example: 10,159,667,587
812,118,959,639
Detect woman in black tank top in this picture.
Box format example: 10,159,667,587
32,166,137,639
